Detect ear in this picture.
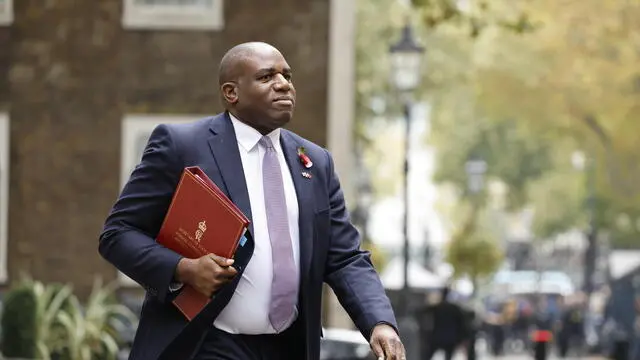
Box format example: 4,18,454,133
221,82,239,104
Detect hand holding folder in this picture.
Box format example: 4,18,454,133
174,252,238,303
155,166,250,320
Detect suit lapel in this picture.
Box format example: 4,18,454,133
206,115,313,279
280,131,314,279
206,112,254,237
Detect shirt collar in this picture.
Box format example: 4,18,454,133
229,113,281,153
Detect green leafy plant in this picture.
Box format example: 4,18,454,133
445,206,503,295
55,278,138,360
17,277,74,360
1,276,138,360
1,284,38,358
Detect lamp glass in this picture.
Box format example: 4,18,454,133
391,51,422,92
465,159,487,176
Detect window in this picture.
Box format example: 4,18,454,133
122,0,224,31
0,0,13,26
118,114,203,285
0,113,9,283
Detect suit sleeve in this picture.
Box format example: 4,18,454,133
98,124,183,303
322,149,398,340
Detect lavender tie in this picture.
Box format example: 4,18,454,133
259,136,298,332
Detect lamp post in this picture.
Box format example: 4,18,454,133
465,155,486,297
464,156,486,360
389,20,425,319
572,150,597,304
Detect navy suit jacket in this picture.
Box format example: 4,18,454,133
99,112,397,360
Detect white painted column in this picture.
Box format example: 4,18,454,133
0,113,9,283
325,0,358,330
327,0,356,207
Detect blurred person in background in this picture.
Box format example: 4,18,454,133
632,297,640,360
532,297,556,360
502,298,520,352
462,303,481,360
99,42,403,360
514,298,535,352
417,287,466,360
556,294,586,358
484,300,506,356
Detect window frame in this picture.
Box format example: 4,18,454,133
122,0,224,31
118,114,204,286
0,113,9,283
0,0,13,26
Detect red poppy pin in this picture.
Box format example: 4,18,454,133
297,146,313,169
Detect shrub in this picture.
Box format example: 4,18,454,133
0,277,137,360
56,278,138,360
0,284,38,358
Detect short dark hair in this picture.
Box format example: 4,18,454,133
218,43,256,86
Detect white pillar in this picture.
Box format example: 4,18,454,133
0,113,9,283
327,0,356,207
325,0,358,330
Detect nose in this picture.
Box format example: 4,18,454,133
273,74,291,91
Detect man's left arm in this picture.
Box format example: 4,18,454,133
322,150,404,358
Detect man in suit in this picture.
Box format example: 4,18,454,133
99,42,403,360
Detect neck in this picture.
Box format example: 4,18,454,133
227,110,275,135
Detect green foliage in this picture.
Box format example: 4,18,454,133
411,0,538,37
1,284,38,358
355,0,404,144
0,277,138,360
355,0,640,248
356,0,417,199
430,115,552,210
56,278,138,360
473,1,640,245
445,206,503,281
408,0,640,247
528,170,584,239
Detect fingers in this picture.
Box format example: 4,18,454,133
208,253,234,267
376,337,404,360
370,340,384,360
382,338,395,359
207,254,237,281
218,266,237,279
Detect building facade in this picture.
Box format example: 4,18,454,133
0,1,357,330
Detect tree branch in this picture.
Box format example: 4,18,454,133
581,114,610,146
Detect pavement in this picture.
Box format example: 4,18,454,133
431,353,607,360
426,336,608,360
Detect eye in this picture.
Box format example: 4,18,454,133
258,74,272,82
283,73,293,81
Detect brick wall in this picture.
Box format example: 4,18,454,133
4,0,330,297
121,0,329,144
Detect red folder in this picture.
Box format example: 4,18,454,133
156,166,250,320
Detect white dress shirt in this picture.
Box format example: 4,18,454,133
213,114,300,334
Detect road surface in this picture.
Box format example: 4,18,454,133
431,352,604,360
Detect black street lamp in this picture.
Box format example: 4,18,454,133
389,20,425,319
572,150,598,304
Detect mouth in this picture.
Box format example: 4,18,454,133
273,96,294,107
